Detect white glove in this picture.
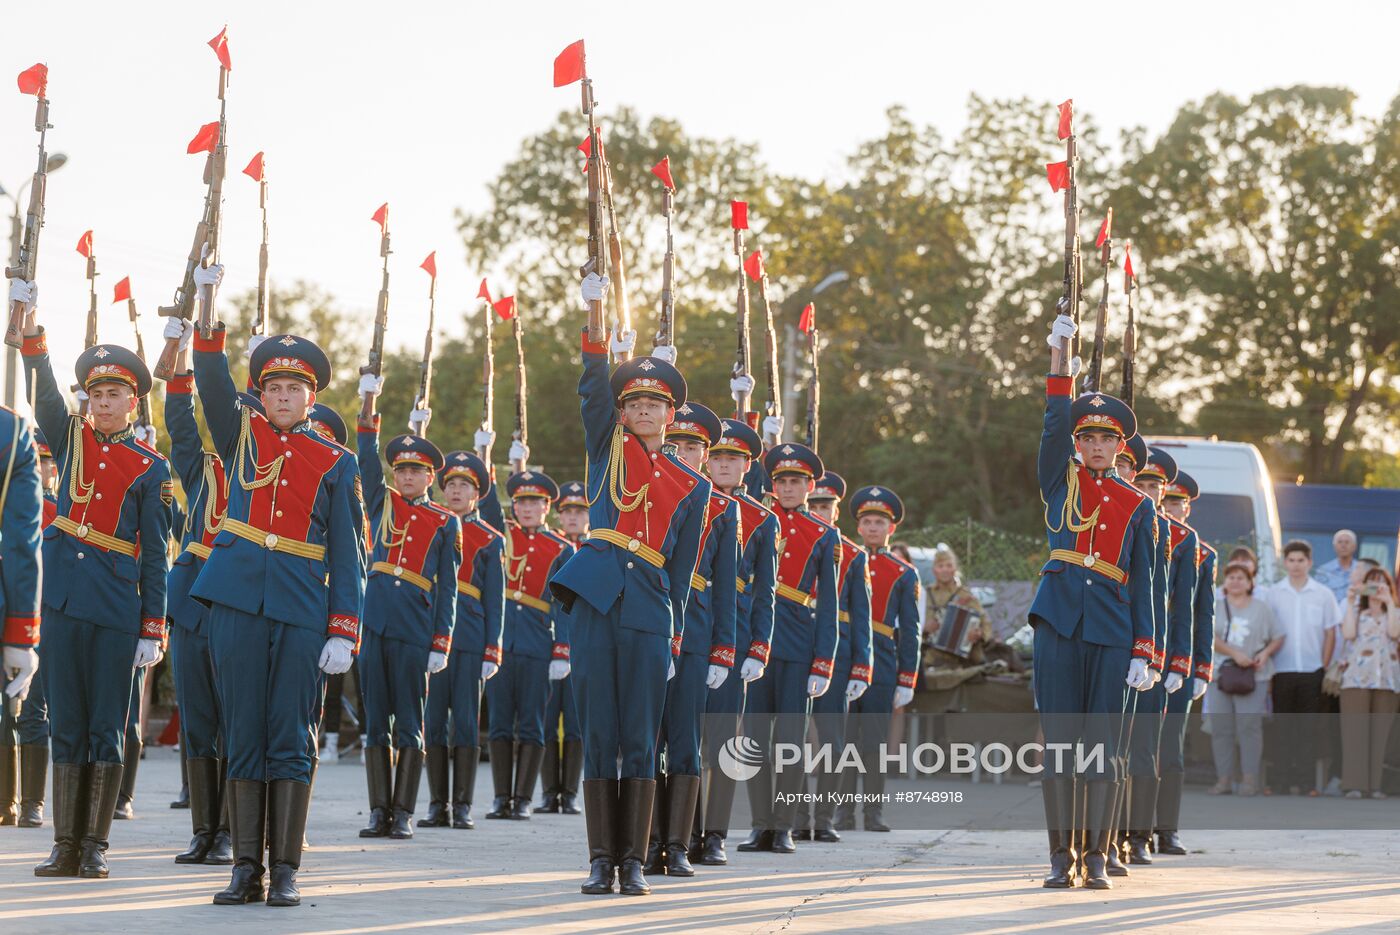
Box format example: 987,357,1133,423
507,439,530,466
318,636,354,675
651,344,678,365
706,664,728,690
193,261,224,290
1164,672,1184,694
667,658,676,681
409,408,432,432
247,333,268,357
133,638,163,669
359,373,384,397
806,675,830,698
740,657,765,682
7,279,36,312
1149,667,1162,686
1191,678,1208,701
845,679,868,703
474,428,496,453
162,316,193,352
2,646,38,700
74,389,88,405
1069,355,1083,377
138,424,158,449
549,659,571,681
427,650,448,674
580,272,609,305
762,414,783,441
1126,658,1151,691
893,686,915,709
730,375,755,399
610,328,636,357
1047,313,1077,348
481,660,499,681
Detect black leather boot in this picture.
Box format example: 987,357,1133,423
1081,780,1115,890
510,743,544,820
642,774,667,875
1041,778,1076,889
451,746,478,829
213,780,266,904
665,774,700,877
1155,772,1187,853
1128,774,1157,863
864,762,891,832
485,739,514,819
580,778,618,895
359,746,393,837
266,779,311,907
536,740,561,813
19,743,48,827
112,736,140,820
79,761,124,878
418,745,450,827
175,757,219,863
0,743,17,825
701,831,728,865
34,763,86,877
205,760,233,865
389,747,423,838
701,765,737,864
559,740,584,814
813,768,842,842
833,765,857,831
618,777,654,896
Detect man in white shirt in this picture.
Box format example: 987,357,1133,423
1264,540,1340,794
1313,529,1358,605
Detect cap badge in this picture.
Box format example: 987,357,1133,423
278,335,298,347
638,360,655,371
1089,395,1106,408
94,347,110,359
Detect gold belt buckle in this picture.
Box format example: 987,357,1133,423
627,537,640,553
265,533,279,549
513,589,523,600
76,523,90,539
393,566,404,577
1083,554,1095,568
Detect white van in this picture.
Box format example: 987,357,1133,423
1144,437,1284,582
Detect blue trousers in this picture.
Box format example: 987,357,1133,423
702,657,746,768
658,653,709,776
1031,617,1129,781
485,653,549,746
425,650,484,748
544,672,581,743
207,605,323,784
360,630,429,750
125,667,146,750
570,603,669,780
1128,681,1164,777
743,658,812,751
172,624,222,759
17,665,49,744
41,607,138,765
1159,678,1194,774
810,648,851,750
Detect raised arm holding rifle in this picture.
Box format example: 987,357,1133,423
242,151,269,338
1083,210,1113,395
114,277,156,447
651,157,677,358
5,64,55,350
73,231,98,417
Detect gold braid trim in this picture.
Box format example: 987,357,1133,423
605,423,648,514
234,408,284,493
202,453,226,537
1043,462,1100,534
67,417,95,506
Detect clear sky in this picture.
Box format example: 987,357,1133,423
4,0,1396,403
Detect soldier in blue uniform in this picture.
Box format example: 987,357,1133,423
1157,469,1211,855
421,450,504,830
695,417,776,866
189,272,368,906
799,472,871,842
538,479,589,816
486,471,573,822
643,402,736,877
17,281,172,880
1031,316,1156,890
738,442,839,855
548,274,710,896
835,485,921,833
354,382,461,840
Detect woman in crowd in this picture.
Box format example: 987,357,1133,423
1337,566,1400,799
921,545,991,672
1207,563,1283,796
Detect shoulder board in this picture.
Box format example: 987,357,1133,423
473,517,504,538
132,436,167,461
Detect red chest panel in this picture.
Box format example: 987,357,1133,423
457,518,501,585
379,491,451,574
837,534,860,591
201,454,229,548
734,495,772,553
867,551,908,623
1167,519,1199,564
242,416,343,538
773,506,828,592
505,525,569,599
695,491,730,560
42,497,57,528
1071,469,1143,568
66,426,162,535
606,433,701,554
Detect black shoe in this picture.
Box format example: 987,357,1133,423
112,794,134,821
665,845,696,877
833,813,855,832
700,831,728,865
266,779,311,907
770,830,797,853
618,858,649,896
214,862,265,904
485,796,512,820
642,840,667,875
1082,853,1112,889
536,791,561,814
580,778,618,895
419,746,450,827
419,801,449,828
1043,849,1074,888
1157,831,1186,855
35,764,87,877
359,806,391,838
267,864,300,907
794,828,812,841
738,829,773,852
1128,833,1153,865
204,829,234,865
389,748,424,838
1106,847,1130,877
213,780,267,905
864,813,891,832
451,747,478,829
359,747,393,837
77,762,123,878
559,793,582,815
389,809,415,839
19,744,48,828
662,774,699,877
451,804,474,829
813,828,841,843
170,784,190,809
618,778,655,896
583,857,616,895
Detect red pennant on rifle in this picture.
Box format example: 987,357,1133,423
208,25,232,71
112,277,131,303
493,295,516,321
553,40,586,87
420,252,437,279
16,63,47,96
1095,209,1113,248
1045,161,1070,193
243,151,265,181
798,303,815,334
187,121,219,155
743,250,764,282
371,203,389,233
577,135,592,158
75,230,93,258
651,156,674,190
1057,99,1073,140
477,278,492,302
731,201,748,231
1124,242,1135,279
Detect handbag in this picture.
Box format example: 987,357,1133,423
1216,601,1257,696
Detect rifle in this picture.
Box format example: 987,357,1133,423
124,287,154,433
578,78,609,347
1084,209,1113,395
1121,241,1137,410
1052,101,1082,379
730,202,753,418
755,253,783,443
360,203,391,425
804,304,820,451
75,232,98,417
652,159,676,351
5,66,53,349
599,142,632,359
248,153,269,337
410,254,436,437
478,280,494,462
510,300,528,475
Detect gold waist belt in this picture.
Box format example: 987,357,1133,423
1048,549,1126,584
776,582,817,608
222,518,327,561
53,515,137,557
371,561,432,591
589,529,665,568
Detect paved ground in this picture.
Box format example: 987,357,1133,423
3,750,1398,933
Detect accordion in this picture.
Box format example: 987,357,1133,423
931,602,981,660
